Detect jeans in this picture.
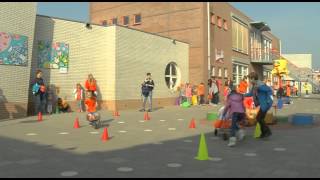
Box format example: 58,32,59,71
211,92,219,104
256,109,271,136
77,100,83,111
198,95,205,105
230,112,245,137
142,91,152,110
34,94,46,115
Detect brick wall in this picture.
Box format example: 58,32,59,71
0,2,37,120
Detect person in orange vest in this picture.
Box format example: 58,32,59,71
238,76,248,94
286,84,291,97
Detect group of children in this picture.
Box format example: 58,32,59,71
43,83,100,128
177,82,206,106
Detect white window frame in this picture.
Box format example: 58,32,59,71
165,62,180,90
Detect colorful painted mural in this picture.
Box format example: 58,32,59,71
38,40,52,68
0,32,28,66
38,41,69,69
52,42,69,69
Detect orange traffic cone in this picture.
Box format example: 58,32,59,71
189,118,196,129
38,112,42,122
101,128,109,141
113,110,120,118
144,112,150,121
73,117,80,129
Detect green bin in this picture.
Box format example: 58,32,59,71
207,112,218,121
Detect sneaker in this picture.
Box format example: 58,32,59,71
139,109,145,112
237,129,245,141
228,137,237,147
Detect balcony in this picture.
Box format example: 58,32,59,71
250,48,279,65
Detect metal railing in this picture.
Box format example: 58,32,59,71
250,48,279,63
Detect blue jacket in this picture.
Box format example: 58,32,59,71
245,83,273,112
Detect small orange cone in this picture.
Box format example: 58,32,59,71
73,117,80,129
38,112,42,122
101,128,109,141
189,118,196,129
113,110,120,118
144,112,150,121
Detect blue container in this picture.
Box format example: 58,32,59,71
292,114,314,125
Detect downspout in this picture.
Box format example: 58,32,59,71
207,2,211,79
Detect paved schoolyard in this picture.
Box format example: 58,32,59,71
0,96,320,178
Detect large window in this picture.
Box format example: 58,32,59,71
123,16,129,26
134,14,141,25
165,62,180,90
263,37,272,62
232,63,248,85
232,18,249,54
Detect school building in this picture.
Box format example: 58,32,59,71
90,2,281,89
0,2,189,120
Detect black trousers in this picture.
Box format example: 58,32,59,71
256,109,271,136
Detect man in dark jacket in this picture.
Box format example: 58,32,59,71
245,72,273,139
31,70,47,115
140,73,154,112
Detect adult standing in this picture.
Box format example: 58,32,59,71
140,73,155,112
31,70,47,115
85,74,97,97
245,72,273,138
209,76,219,106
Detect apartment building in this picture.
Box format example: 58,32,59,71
90,2,281,91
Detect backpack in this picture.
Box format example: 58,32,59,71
141,85,150,97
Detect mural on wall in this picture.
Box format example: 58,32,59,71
38,41,69,71
38,41,52,68
0,32,28,66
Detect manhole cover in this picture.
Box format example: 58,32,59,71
244,153,257,157
274,147,286,151
167,163,182,168
60,171,78,177
117,167,133,172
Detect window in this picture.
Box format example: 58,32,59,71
123,16,129,26
112,18,118,25
232,63,248,85
217,16,222,28
101,20,107,26
232,18,249,54
165,62,180,90
211,66,215,77
223,19,228,30
224,68,228,78
210,13,215,25
134,14,141,25
218,68,222,77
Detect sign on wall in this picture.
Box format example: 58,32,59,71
0,32,28,66
38,41,69,71
215,48,224,63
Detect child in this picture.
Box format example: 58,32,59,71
223,86,246,147
197,82,205,105
191,85,198,106
223,81,231,103
57,97,70,113
185,83,192,104
85,91,100,129
73,83,84,112
46,86,54,114
179,83,186,104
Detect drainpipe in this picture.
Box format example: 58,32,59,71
207,2,211,79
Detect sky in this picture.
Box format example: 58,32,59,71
37,2,320,69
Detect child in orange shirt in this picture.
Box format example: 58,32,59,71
197,82,205,105
85,91,100,129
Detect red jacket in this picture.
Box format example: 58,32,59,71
85,80,97,91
